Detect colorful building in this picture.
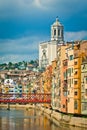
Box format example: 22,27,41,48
40,40,87,115
51,59,57,109
81,60,87,114
62,58,68,113
80,41,87,115
66,44,74,114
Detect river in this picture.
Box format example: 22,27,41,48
0,108,86,130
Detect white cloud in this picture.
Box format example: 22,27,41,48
65,31,87,42
0,30,87,63
33,0,41,8
32,0,55,9
0,36,40,53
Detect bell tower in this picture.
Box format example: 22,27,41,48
51,17,64,44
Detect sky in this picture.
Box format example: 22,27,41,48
0,0,87,64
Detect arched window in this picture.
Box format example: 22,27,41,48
54,29,56,36
61,29,63,37
58,29,60,36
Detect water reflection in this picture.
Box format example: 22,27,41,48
0,108,86,130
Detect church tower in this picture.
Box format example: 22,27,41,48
39,18,64,69
51,17,64,44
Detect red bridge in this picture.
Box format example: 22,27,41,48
0,93,51,104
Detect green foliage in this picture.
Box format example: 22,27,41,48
0,59,39,70
29,60,34,64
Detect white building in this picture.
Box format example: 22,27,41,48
3,79,15,94
39,17,64,69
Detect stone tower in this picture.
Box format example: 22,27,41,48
51,17,64,44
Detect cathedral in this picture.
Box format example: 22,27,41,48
39,17,64,69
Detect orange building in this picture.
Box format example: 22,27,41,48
62,59,68,113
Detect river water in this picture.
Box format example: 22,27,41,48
0,108,86,130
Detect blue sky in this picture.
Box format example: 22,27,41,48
0,0,87,64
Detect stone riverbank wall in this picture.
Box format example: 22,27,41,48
40,107,87,128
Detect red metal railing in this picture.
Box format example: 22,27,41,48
0,93,51,103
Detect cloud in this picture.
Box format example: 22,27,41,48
33,0,42,8
0,0,87,64
0,0,33,18
0,30,87,63
0,0,86,19
0,0,49,19
65,31,87,42
0,53,38,64
0,36,38,54
0,35,49,63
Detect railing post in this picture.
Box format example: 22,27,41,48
7,103,10,110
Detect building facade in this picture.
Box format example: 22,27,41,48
81,61,87,114
66,44,74,114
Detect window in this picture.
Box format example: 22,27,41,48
72,79,73,84
68,98,70,102
74,81,78,85
63,61,67,66
74,71,77,75
85,89,87,96
63,72,65,78
74,100,78,109
54,29,56,36
70,55,73,60
82,65,86,69
74,61,77,65
55,67,56,70
68,79,71,87
68,68,71,76
74,91,78,96
86,77,87,84
68,91,70,95
72,68,73,73
61,29,63,37
63,105,65,108
63,92,67,96
58,29,60,36
82,103,87,111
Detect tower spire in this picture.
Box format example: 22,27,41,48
56,16,58,21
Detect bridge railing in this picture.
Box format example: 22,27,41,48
0,93,51,103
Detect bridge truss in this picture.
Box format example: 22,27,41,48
0,93,51,104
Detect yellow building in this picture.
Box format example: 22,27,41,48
74,43,81,114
